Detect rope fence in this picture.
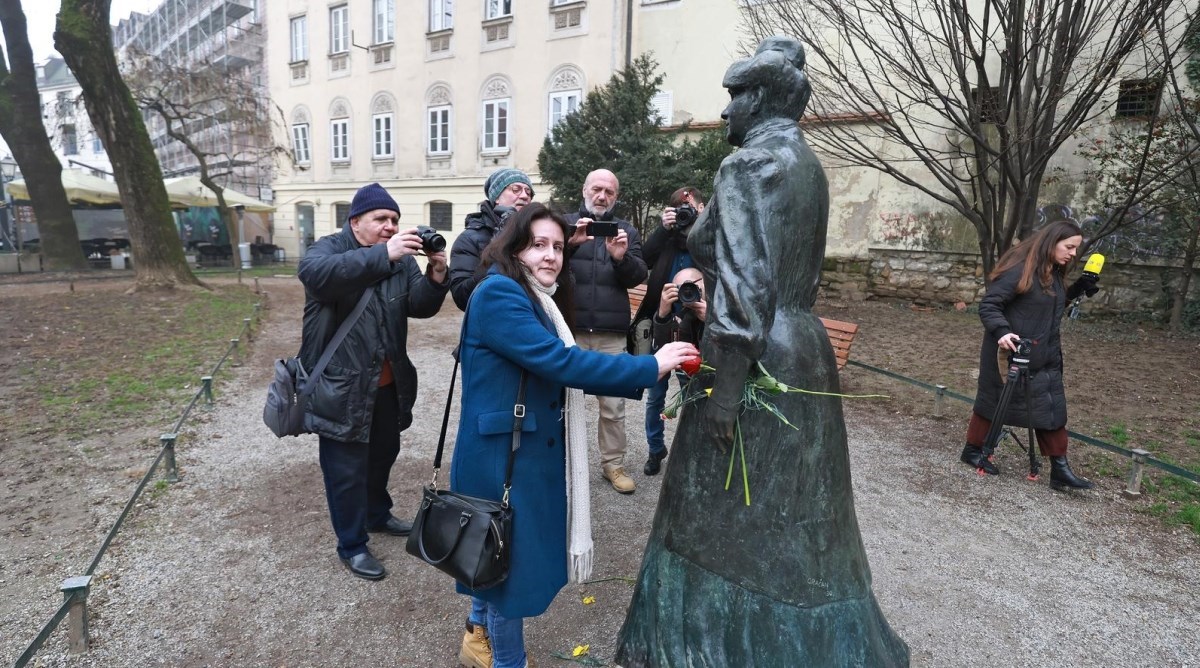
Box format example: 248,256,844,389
11,303,262,668
845,359,1200,494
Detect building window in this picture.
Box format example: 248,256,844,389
291,123,311,164
62,124,78,155
373,113,394,158
374,0,394,44
971,87,1003,124
289,16,308,62
548,89,581,135
329,5,349,54
330,118,350,162
335,202,350,228
483,99,509,152
429,201,453,231
649,90,672,124
430,0,453,31
485,0,512,20
1115,78,1162,118
428,105,452,154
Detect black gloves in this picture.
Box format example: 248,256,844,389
1073,274,1099,298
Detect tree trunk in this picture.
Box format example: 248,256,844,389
0,0,87,270
1168,220,1199,332
54,0,201,290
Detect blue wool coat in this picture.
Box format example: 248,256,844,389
449,271,659,618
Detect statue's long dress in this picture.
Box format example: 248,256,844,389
615,119,909,667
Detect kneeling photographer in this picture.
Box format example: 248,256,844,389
959,218,1099,490
636,187,706,476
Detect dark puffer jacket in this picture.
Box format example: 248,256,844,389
973,262,1088,429
448,200,516,311
565,207,648,334
297,225,449,442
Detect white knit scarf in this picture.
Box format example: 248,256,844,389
525,274,593,583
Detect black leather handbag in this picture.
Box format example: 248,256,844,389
405,352,526,591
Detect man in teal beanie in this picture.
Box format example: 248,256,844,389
448,167,535,310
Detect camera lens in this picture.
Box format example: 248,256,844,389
678,281,701,305
416,225,446,253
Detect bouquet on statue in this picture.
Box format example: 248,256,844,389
662,357,887,506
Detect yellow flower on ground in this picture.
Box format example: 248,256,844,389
573,644,590,657
581,595,595,605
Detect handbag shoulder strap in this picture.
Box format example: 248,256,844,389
432,286,526,505
300,287,374,397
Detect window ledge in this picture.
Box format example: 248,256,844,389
482,15,513,28
480,148,511,157
426,28,452,38
551,0,587,10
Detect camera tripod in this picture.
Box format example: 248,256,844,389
980,343,1041,481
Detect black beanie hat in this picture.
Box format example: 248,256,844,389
347,183,400,223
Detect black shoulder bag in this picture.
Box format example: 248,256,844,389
262,288,374,438
405,329,526,590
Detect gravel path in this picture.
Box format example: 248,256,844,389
19,276,1199,667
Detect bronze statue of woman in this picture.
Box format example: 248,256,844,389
615,37,910,667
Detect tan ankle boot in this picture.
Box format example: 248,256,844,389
602,465,636,494
459,620,492,668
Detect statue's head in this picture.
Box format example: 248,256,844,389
721,36,812,146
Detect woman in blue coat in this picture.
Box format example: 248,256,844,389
449,202,698,668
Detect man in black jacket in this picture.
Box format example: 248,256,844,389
297,182,450,580
448,168,534,310
566,168,648,493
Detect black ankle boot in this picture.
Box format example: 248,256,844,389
960,443,999,475
644,449,667,476
1050,456,1093,490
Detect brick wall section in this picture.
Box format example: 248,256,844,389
819,248,1199,320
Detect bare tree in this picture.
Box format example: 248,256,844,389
0,0,86,270
743,0,1187,276
123,47,285,268
54,0,201,290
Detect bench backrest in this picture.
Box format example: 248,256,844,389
629,285,859,371
819,317,859,370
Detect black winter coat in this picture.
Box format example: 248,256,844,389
297,225,449,442
448,201,514,311
973,262,1087,430
565,208,648,333
634,224,691,325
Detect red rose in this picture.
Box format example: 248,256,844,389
680,356,703,377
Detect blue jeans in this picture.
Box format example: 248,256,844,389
645,372,685,456
645,375,670,456
469,597,526,668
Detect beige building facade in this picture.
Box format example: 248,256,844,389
267,0,754,257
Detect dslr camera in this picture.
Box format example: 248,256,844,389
677,280,702,306
672,204,699,231
415,225,446,253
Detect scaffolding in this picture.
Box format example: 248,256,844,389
113,0,272,203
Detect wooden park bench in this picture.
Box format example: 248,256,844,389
627,284,860,370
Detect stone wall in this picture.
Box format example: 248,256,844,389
819,247,1199,320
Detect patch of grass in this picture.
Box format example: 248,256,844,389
1141,462,1200,535
26,286,260,437
1108,422,1131,446
1185,430,1200,450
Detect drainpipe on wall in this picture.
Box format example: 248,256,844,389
625,0,633,68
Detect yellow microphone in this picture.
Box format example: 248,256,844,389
1082,253,1105,279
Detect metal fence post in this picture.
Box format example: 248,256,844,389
254,277,261,294
161,433,180,483
60,575,93,654
934,384,946,418
243,318,253,342
230,338,241,367
1123,448,1151,499
201,375,214,407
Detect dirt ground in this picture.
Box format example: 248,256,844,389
1,274,1197,667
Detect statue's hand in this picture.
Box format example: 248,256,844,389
703,398,737,454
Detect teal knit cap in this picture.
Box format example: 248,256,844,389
484,168,534,203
